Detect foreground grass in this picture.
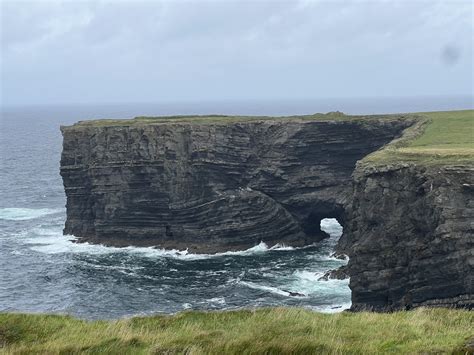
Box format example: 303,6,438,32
1,308,472,354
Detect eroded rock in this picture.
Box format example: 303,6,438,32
60,117,411,253
340,164,474,311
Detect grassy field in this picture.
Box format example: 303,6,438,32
71,111,354,126
361,110,474,165
1,307,472,354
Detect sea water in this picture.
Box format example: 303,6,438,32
1,97,471,319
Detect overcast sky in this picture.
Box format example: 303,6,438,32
1,0,473,106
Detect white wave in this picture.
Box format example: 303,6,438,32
206,297,226,305
10,249,25,256
120,241,275,260
310,302,352,313
320,218,343,238
294,270,324,283
237,269,350,304
327,254,349,262
22,229,120,255
80,262,145,273
239,281,305,297
21,230,306,260
314,254,348,263
223,271,246,286
207,241,299,256
269,244,295,251
289,270,351,296
0,208,63,221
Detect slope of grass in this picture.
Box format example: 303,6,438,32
1,307,473,354
362,110,473,165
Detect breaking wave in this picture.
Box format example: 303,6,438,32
320,218,343,236
20,227,313,260
5,208,351,316
239,281,296,297
0,207,63,221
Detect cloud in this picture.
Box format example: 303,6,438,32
1,0,472,105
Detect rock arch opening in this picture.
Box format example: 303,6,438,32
320,218,343,240
300,202,345,241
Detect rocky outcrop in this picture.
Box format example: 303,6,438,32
318,265,349,281
60,115,412,253
339,163,474,310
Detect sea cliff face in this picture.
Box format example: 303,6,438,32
60,117,410,253
60,113,473,311
338,163,474,310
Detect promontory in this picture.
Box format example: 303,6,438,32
60,110,473,311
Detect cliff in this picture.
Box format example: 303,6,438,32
60,110,473,311
338,163,473,310
335,110,474,310
60,114,412,253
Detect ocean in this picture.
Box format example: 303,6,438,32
0,97,472,319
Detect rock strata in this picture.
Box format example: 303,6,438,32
338,163,474,310
60,116,411,253
61,113,473,311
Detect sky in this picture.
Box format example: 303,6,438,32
1,0,473,106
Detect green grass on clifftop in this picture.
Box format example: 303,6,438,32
363,110,473,165
1,308,473,354
71,111,353,126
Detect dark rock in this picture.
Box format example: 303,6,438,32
60,117,411,253
282,290,306,297
60,114,473,311
318,265,349,281
330,251,348,260
341,164,474,311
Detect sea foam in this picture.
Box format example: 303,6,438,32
20,227,303,260
239,281,294,297
0,207,63,221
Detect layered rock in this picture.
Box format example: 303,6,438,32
60,116,411,253
339,163,474,310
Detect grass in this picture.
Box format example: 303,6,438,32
1,307,473,354
68,111,400,127
360,110,473,165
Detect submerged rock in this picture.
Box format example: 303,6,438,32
318,265,349,281
330,252,348,260
283,290,306,297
